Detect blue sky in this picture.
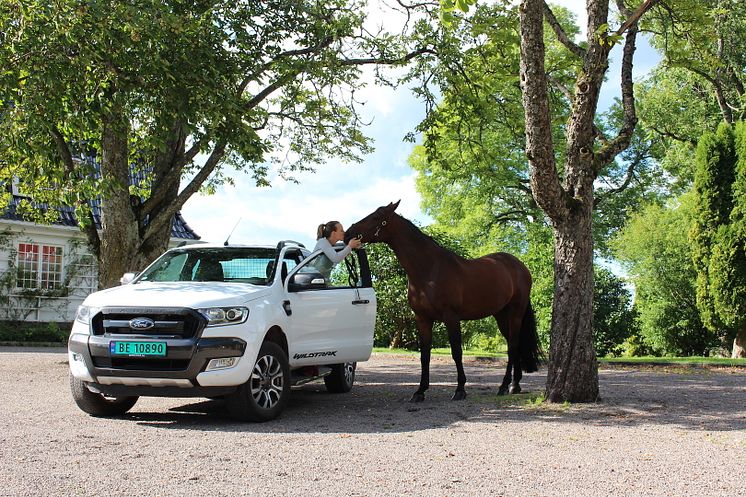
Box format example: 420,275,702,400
181,2,661,248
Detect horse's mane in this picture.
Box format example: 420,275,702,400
395,214,466,261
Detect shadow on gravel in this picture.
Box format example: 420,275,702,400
126,360,746,435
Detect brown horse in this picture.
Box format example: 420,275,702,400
345,201,542,402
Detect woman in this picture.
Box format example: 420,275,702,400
313,221,362,278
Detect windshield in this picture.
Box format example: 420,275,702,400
137,247,278,284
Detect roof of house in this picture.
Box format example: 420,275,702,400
1,194,200,240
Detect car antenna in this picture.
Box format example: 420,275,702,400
224,218,242,246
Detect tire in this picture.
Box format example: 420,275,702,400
69,375,138,417
324,362,356,393
226,341,290,422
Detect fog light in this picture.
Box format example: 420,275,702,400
206,357,238,371
72,352,83,363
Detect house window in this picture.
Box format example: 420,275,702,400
17,243,64,290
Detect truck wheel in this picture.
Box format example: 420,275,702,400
69,375,138,417
227,341,290,422
324,362,356,393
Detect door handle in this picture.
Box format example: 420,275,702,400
352,299,370,305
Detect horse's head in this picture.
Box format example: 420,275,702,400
344,200,400,244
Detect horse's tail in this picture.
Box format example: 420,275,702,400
519,303,544,373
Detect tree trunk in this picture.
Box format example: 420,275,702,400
546,204,599,402
98,108,140,289
389,329,402,349
733,323,746,358
520,0,603,403
134,227,173,270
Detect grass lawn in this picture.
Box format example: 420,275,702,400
602,355,746,367
373,346,508,358
373,347,746,367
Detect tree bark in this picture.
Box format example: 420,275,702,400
98,106,140,289
733,323,746,358
546,204,599,402
133,121,188,269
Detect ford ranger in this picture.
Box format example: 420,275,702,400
68,241,376,422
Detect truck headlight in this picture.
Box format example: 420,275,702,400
198,307,249,327
75,305,100,325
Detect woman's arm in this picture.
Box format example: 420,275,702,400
316,239,352,264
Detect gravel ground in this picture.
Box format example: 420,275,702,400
0,347,745,497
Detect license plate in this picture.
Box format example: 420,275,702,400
110,341,167,357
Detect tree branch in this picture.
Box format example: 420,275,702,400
593,160,637,207
141,139,228,244
520,0,567,223
543,2,585,58
595,14,639,170
614,0,658,37
237,37,336,98
648,125,698,146
49,126,101,256
338,46,435,66
140,122,186,219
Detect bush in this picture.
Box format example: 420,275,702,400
470,331,507,353
0,321,71,343
593,267,639,357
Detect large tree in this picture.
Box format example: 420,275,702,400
407,1,658,399
519,0,656,401
691,121,746,357
0,0,430,288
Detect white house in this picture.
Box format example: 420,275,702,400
0,187,200,323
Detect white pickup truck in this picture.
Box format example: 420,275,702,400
68,241,376,422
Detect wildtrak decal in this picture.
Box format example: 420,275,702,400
293,351,338,359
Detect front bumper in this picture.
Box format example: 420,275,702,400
68,332,247,397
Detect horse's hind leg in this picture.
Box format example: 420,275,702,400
444,314,467,401
495,310,522,395
411,315,434,403
497,359,513,396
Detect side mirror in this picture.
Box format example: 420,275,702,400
120,272,139,285
288,272,327,292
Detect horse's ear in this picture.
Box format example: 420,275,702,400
388,200,401,212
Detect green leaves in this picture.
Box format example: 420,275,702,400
592,23,622,47
439,0,477,26
612,195,718,355
440,0,477,14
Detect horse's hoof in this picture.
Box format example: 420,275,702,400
497,386,508,396
509,385,522,394
451,390,467,401
410,392,425,403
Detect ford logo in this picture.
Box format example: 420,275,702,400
129,317,155,330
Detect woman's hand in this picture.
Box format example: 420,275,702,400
348,238,362,249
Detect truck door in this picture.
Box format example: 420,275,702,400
284,248,376,365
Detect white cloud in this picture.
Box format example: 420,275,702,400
182,170,428,248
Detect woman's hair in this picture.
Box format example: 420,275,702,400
317,221,340,240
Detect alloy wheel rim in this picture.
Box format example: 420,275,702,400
250,354,284,409
343,363,355,385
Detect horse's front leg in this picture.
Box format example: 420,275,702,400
445,315,466,401
411,315,433,403
497,360,513,396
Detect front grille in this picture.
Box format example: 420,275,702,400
92,307,205,338
92,356,190,371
